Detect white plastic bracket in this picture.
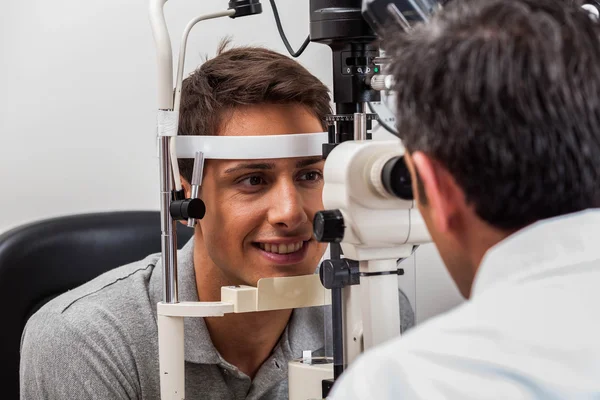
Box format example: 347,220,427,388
157,301,234,317
157,274,330,400
157,110,179,137
175,132,328,159
221,274,331,313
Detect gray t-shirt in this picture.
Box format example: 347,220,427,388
20,239,414,399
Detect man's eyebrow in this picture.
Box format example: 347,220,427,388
224,162,276,174
296,157,324,169
223,157,324,174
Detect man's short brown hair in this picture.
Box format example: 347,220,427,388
177,40,332,183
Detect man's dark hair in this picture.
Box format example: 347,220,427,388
177,40,332,183
386,0,600,230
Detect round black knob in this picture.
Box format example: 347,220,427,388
170,198,206,220
319,258,360,289
313,210,345,243
381,156,413,200
183,198,206,219
319,260,336,289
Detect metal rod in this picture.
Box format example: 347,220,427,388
159,136,178,303
372,56,391,64
328,242,344,379
354,112,367,141
387,3,413,33
150,0,178,305
332,287,344,380
407,0,430,22
152,7,235,304
327,124,336,144
187,151,205,227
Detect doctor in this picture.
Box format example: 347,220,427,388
331,0,600,398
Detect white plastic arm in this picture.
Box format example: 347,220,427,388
158,314,185,400
173,10,235,112
170,10,235,191
149,0,174,110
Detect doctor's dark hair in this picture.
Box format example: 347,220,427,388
177,40,331,183
386,0,600,230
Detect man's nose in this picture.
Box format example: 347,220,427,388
267,180,308,231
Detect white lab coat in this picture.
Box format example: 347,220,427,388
329,209,600,399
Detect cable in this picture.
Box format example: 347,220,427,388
170,10,236,192
269,0,310,58
368,102,400,136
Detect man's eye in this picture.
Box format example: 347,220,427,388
299,171,323,182
240,175,266,186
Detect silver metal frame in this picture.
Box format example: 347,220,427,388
149,0,235,305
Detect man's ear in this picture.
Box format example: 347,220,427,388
180,177,191,199
409,151,462,233
176,178,193,227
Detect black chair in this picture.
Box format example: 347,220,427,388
0,211,194,400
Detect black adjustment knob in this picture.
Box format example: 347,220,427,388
319,259,360,289
170,199,206,221
183,198,206,219
313,210,345,243
228,0,262,18
381,156,413,200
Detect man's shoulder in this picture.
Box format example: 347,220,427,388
25,251,163,351
38,251,161,316
21,253,163,396
20,253,164,400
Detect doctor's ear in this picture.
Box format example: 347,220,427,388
403,152,430,206
410,152,464,233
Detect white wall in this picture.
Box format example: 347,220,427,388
0,0,462,321
0,0,332,233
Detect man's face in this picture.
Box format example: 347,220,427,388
195,103,327,286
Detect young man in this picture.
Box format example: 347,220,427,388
20,43,414,399
331,0,600,398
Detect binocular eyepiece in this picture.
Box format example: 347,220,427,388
313,154,413,243
381,155,413,201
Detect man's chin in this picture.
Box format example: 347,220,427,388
255,263,315,280
243,262,318,288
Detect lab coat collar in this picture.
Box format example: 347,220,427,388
472,208,600,298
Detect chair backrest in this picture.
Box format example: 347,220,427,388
0,211,194,400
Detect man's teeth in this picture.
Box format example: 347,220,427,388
258,241,304,254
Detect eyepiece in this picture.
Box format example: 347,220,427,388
381,155,413,200
314,210,345,243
